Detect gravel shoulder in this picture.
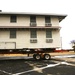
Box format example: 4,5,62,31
51,51,75,63
50,51,75,56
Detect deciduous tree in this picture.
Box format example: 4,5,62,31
71,40,75,52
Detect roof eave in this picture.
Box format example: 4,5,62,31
0,12,67,22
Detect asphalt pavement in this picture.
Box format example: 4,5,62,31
0,55,75,75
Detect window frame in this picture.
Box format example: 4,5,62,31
30,16,36,23
30,29,37,38
46,29,52,38
45,16,51,23
10,15,17,23
10,29,16,38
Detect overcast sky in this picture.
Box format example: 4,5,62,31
0,0,75,49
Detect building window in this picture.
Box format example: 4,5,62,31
30,16,36,23
45,16,51,23
10,15,17,23
10,30,16,38
30,16,36,26
45,16,52,26
30,29,37,38
46,29,52,38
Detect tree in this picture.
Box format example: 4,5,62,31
71,40,75,52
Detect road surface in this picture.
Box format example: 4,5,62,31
0,54,75,75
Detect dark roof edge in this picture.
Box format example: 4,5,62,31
0,12,67,22
0,12,67,17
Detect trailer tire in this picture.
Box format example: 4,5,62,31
44,54,51,60
34,54,41,60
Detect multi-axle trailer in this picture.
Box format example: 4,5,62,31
0,48,55,60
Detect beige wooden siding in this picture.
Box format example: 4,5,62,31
0,42,5,49
0,42,16,49
0,15,59,27
51,16,59,26
0,30,61,49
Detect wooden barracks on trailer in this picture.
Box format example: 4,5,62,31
0,10,67,60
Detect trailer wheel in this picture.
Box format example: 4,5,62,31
44,54,51,60
34,54,41,60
